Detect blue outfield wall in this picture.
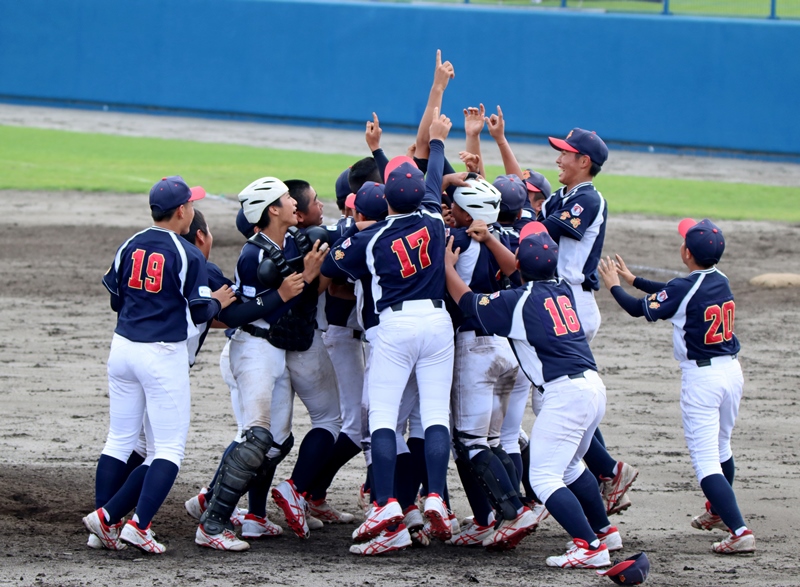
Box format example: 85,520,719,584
1,0,799,156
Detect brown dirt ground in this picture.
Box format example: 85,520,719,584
1,108,800,587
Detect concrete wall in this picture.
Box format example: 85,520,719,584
1,0,797,155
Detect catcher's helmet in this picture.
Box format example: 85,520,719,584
238,177,289,224
452,178,502,224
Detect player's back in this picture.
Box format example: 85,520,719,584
365,210,446,312
104,227,206,343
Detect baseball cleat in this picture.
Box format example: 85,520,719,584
86,533,104,550
357,484,371,516
349,524,412,556
448,509,460,535
230,507,248,527
483,508,536,551
530,502,550,529
272,480,310,539
712,529,756,554
185,487,208,520
423,493,452,541
402,506,429,547
82,508,126,551
119,520,165,554
352,499,404,542
608,490,632,515
307,514,324,530
447,516,494,546
577,526,622,552
691,501,728,531
546,539,611,569
240,513,283,538
195,524,250,551
602,463,638,514
307,498,355,523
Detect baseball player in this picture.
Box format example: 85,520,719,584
598,218,755,554
194,177,327,551
544,129,638,514
83,176,236,554
322,110,455,555
445,222,622,569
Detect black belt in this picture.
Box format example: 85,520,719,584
353,329,363,339
536,371,586,392
696,354,737,367
390,299,444,312
241,324,270,339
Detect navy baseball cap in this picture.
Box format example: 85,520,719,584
521,168,552,199
335,168,352,208
549,128,609,167
385,158,425,214
150,176,205,212
494,174,527,213
678,218,725,266
351,182,389,220
235,207,256,239
517,221,558,280
596,552,650,585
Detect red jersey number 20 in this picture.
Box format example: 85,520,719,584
128,249,165,293
391,227,432,278
704,300,735,345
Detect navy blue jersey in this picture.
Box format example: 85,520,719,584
189,261,234,364
233,232,291,328
641,267,740,362
458,279,596,386
324,218,358,328
446,225,506,332
103,227,214,343
323,140,448,314
541,182,607,290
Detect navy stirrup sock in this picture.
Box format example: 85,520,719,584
371,429,398,506
290,428,336,494
424,425,450,498
95,454,129,510
701,473,745,531
545,487,598,545
134,459,179,529
567,468,611,533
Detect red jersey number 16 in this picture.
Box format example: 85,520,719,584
391,227,432,278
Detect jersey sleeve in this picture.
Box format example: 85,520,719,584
206,261,234,291
642,278,692,322
542,193,601,242
421,139,445,212
458,290,518,337
322,231,370,281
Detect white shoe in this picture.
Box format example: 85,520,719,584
349,524,412,555
82,509,126,551
352,499,403,542
531,503,550,529
448,510,460,535
546,539,611,568
184,488,208,521
446,517,494,546
568,526,622,552
195,524,250,551
423,494,451,540
357,484,371,515
119,520,165,554
272,480,310,539
712,529,756,554
241,513,283,538
307,498,355,523
230,507,248,527
692,501,728,531
86,533,103,550
602,463,638,514
482,508,536,551
307,515,324,530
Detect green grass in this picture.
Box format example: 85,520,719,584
1,125,798,222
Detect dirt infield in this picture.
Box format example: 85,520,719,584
1,107,800,586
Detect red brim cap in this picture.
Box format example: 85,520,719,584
345,192,357,209
519,220,549,241
596,558,637,577
189,186,206,202
548,137,580,153
525,181,542,192
678,217,697,237
384,155,418,182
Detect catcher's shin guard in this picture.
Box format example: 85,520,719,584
200,426,273,535
454,432,518,522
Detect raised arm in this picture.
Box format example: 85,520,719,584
366,112,389,179
486,105,524,179
422,108,452,210
463,104,486,177
415,50,454,161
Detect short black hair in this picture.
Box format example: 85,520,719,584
285,179,312,214
520,268,556,283
181,209,208,245
574,153,602,178
256,197,282,230
497,210,519,224
349,157,381,194
151,206,178,222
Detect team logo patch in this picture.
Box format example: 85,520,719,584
647,293,657,301
521,169,531,180
560,211,571,220
649,301,661,309
198,286,211,298
479,295,491,306
490,292,500,299
571,203,584,216
341,238,352,249
570,218,581,229
334,250,345,261
657,290,668,302
242,285,256,298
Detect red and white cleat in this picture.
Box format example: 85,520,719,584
546,539,611,569
349,524,412,555
272,480,310,539
352,499,404,542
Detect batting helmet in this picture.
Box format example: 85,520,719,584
453,178,502,224
238,177,289,224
